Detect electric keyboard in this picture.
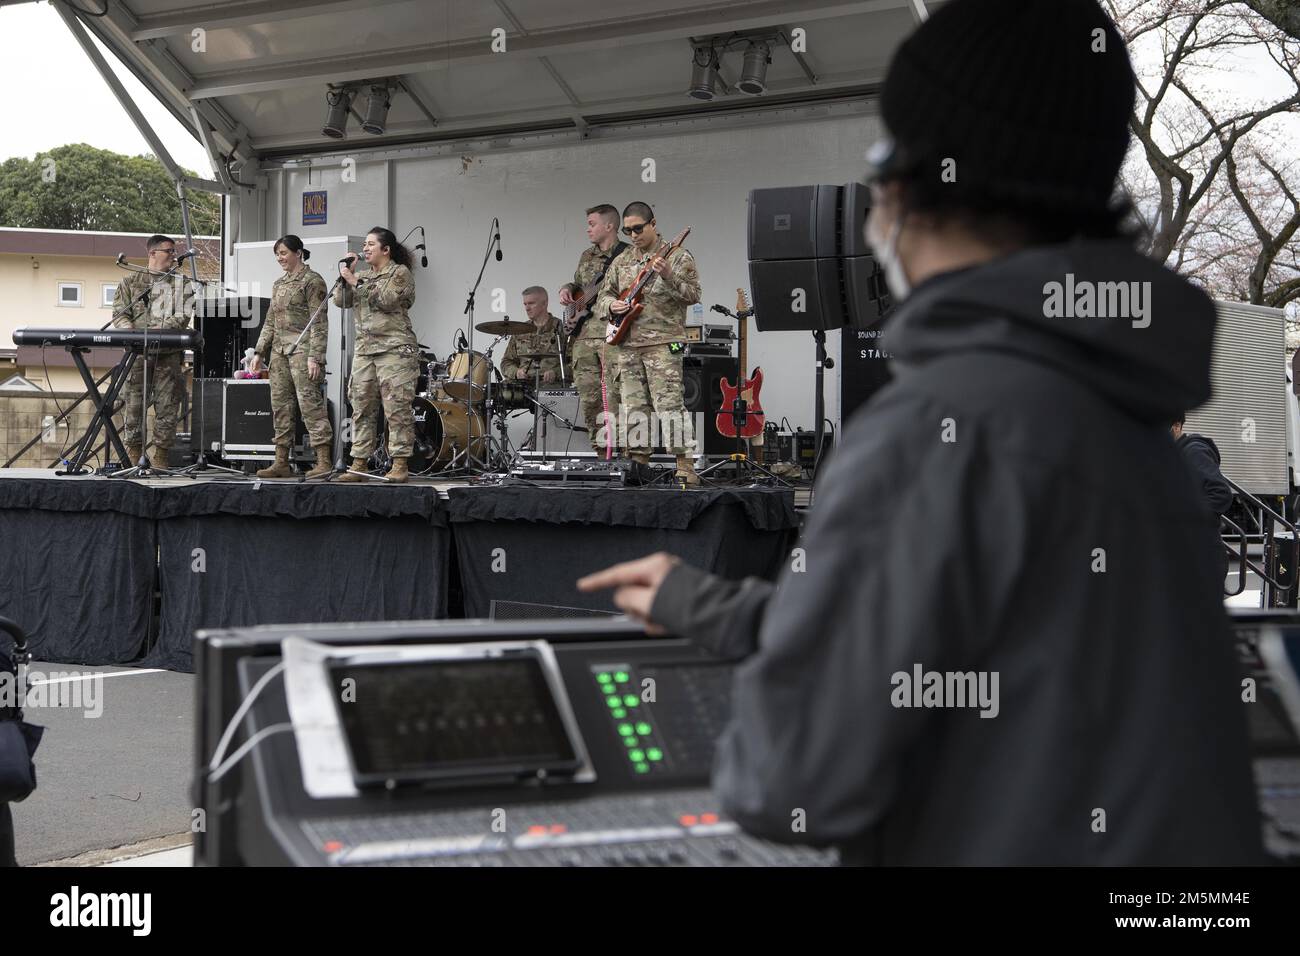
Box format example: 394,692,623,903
12,327,200,350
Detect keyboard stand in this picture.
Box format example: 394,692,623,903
60,346,138,476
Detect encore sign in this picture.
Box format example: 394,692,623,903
302,190,327,226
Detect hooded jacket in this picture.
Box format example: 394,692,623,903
1177,433,1233,516
652,240,1263,865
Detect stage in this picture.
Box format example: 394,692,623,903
0,468,803,671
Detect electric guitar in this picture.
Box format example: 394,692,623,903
605,228,691,346
716,288,765,440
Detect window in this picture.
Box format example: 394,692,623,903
101,283,117,308
57,281,83,307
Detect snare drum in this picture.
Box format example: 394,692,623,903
443,350,490,402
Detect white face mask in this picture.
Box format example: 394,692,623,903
865,205,911,301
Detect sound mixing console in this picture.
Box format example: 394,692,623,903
206,623,836,867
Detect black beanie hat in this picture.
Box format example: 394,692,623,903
879,0,1135,213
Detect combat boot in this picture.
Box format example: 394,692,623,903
387,457,410,484
336,457,371,482
153,442,172,468
256,446,294,479
675,454,700,488
125,444,142,466
305,444,333,479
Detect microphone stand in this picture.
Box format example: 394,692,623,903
460,218,501,474
173,266,245,479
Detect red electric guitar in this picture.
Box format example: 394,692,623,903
716,288,765,440
605,228,691,345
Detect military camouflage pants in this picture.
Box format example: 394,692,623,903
269,350,332,448
613,344,695,456
349,346,419,458
571,337,620,453
121,352,184,447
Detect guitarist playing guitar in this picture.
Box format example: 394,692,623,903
559,204,629,458
594,202,702,487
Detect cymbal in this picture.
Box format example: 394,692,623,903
475,319,533,335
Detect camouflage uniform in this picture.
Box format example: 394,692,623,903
594,240,700,456
569,242,627,453
500,314,569,384
334,261,419,457
111,271,195,451
255,266,333,448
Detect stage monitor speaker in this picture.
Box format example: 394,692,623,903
747,185,841,261
748,258,847,331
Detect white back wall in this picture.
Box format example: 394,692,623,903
252,113,883,434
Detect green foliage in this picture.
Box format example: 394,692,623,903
0,143,220,235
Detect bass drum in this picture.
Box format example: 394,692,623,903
443,350,490,402
409,396,487,472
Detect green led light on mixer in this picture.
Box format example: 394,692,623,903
636,722,651,735
596,673,612,684
612,708,626,718
606,696,620,708
647,748,663,761
624,737,638,747
623,695,637,707
634,763,649,774
629,750,644,762
614,671,629,683
617,724,633,736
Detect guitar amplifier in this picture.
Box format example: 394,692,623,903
221,379,306,459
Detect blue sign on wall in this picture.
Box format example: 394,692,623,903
302,190,327,225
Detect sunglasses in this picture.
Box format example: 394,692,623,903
621,221,653,236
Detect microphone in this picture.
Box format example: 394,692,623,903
457,331,468,351
115,253,127,266
339,254,358,266
710,304,730,315
417,226,428,268
175,248,199,263
494,220,503,262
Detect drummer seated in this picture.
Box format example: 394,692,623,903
501,286,571,385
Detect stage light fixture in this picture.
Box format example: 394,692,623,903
322,87,355,139
361,84,393,135
688,46,718,100
738,41,771,95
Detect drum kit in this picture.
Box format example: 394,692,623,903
382,318,581,476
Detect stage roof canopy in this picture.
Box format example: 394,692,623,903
61,0,939,174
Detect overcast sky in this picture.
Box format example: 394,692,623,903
0,1,213,176
0,0,1293,177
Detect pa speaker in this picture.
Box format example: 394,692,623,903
844,255,892,328
748,258,847,331
747,186,842,261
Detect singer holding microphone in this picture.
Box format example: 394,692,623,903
111,234,196,466
247,235,334,478
334,227,421,483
